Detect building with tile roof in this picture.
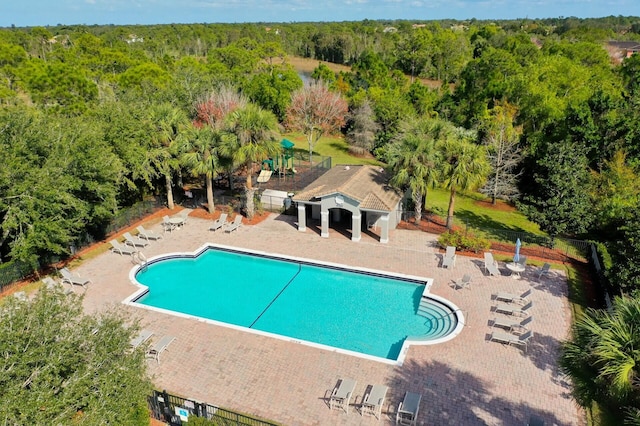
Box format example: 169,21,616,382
292,165,404,243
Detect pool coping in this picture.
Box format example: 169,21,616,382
124,243,465,366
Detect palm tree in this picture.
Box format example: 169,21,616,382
180,125,224,213
439,132,490,229
148,103,189,210
387,118,441,222
560,296,640,423
226,104,281,219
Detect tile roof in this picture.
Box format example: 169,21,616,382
292,165,403,211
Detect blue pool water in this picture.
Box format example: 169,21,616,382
134,247,458,361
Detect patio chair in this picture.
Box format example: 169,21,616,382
43,276,73,294
162,215,174,233
42,276,59,289
329,378,356,413
484,252,501,276
495,300,533,318
177,209,191,225
130,329,154,349
492,315,533,334
123,232,149,248
537,263,551,281
442,246,457,269
494,288,531,305
396,391,421,425
517,255,528,267
223,215,243,233
136,225,163,241
361,384,388,419
60,267,91,289
13,291,27,301
489,329,534,351
146,335,175,364
209,213,228,232
109,239,138,256
452,274,472,290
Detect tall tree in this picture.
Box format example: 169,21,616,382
479,102,523,204
195,85,247,128
560,295,640,424
439,133,490,229
387,118,441,221
148,103,189,210
226,104,281,219
346,99,380,156
520,138,594,239
285,80,348,162
180,126,223,214
0,287,151,424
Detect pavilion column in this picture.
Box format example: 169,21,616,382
380,215,390,244
320,210,329,238
297,203,306,232
351,214,361,242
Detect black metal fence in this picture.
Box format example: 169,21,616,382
106,198,165,235
474,226,590,261
402,211,590,261
0,198,165,289
0,260,36,292
148,390,279,426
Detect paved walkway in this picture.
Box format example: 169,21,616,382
76,213,582,426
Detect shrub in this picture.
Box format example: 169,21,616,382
438,230,490,253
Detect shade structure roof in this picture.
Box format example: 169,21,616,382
292,165,402,211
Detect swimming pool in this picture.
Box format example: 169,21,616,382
126,244,464,365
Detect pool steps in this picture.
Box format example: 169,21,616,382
415,297,458,340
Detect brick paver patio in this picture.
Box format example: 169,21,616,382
76,213,583,425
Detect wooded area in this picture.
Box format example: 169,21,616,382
1,16,640,424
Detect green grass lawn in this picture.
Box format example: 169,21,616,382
283,132,381,166
425,187,543,235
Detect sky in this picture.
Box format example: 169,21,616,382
2,0,640,28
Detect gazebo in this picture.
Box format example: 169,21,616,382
292,165,404,243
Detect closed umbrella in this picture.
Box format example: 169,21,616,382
514,238,522,263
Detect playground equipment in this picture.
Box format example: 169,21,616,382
261,139,296,178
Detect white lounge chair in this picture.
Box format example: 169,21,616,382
492,315,533,334
13,291,27,301
123,232,149,248
130,329,154,349
442,246,457,269
209,213,228,232
256,170,273,183
484,252,501,276
223,215,243,233
146,335,175,363
60,267,91,289
43,276,73,294
109,239,138,255
329,378,356,413
453,274,472,290
495,300,533,318
136,225,163,241
494,288,531,305
362,384,387,419
490,329,534,351
42,276,59,289
396,391,421,425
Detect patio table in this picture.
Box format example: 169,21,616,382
506,262,525,279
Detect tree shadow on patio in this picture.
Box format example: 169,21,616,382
387,359,568,425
